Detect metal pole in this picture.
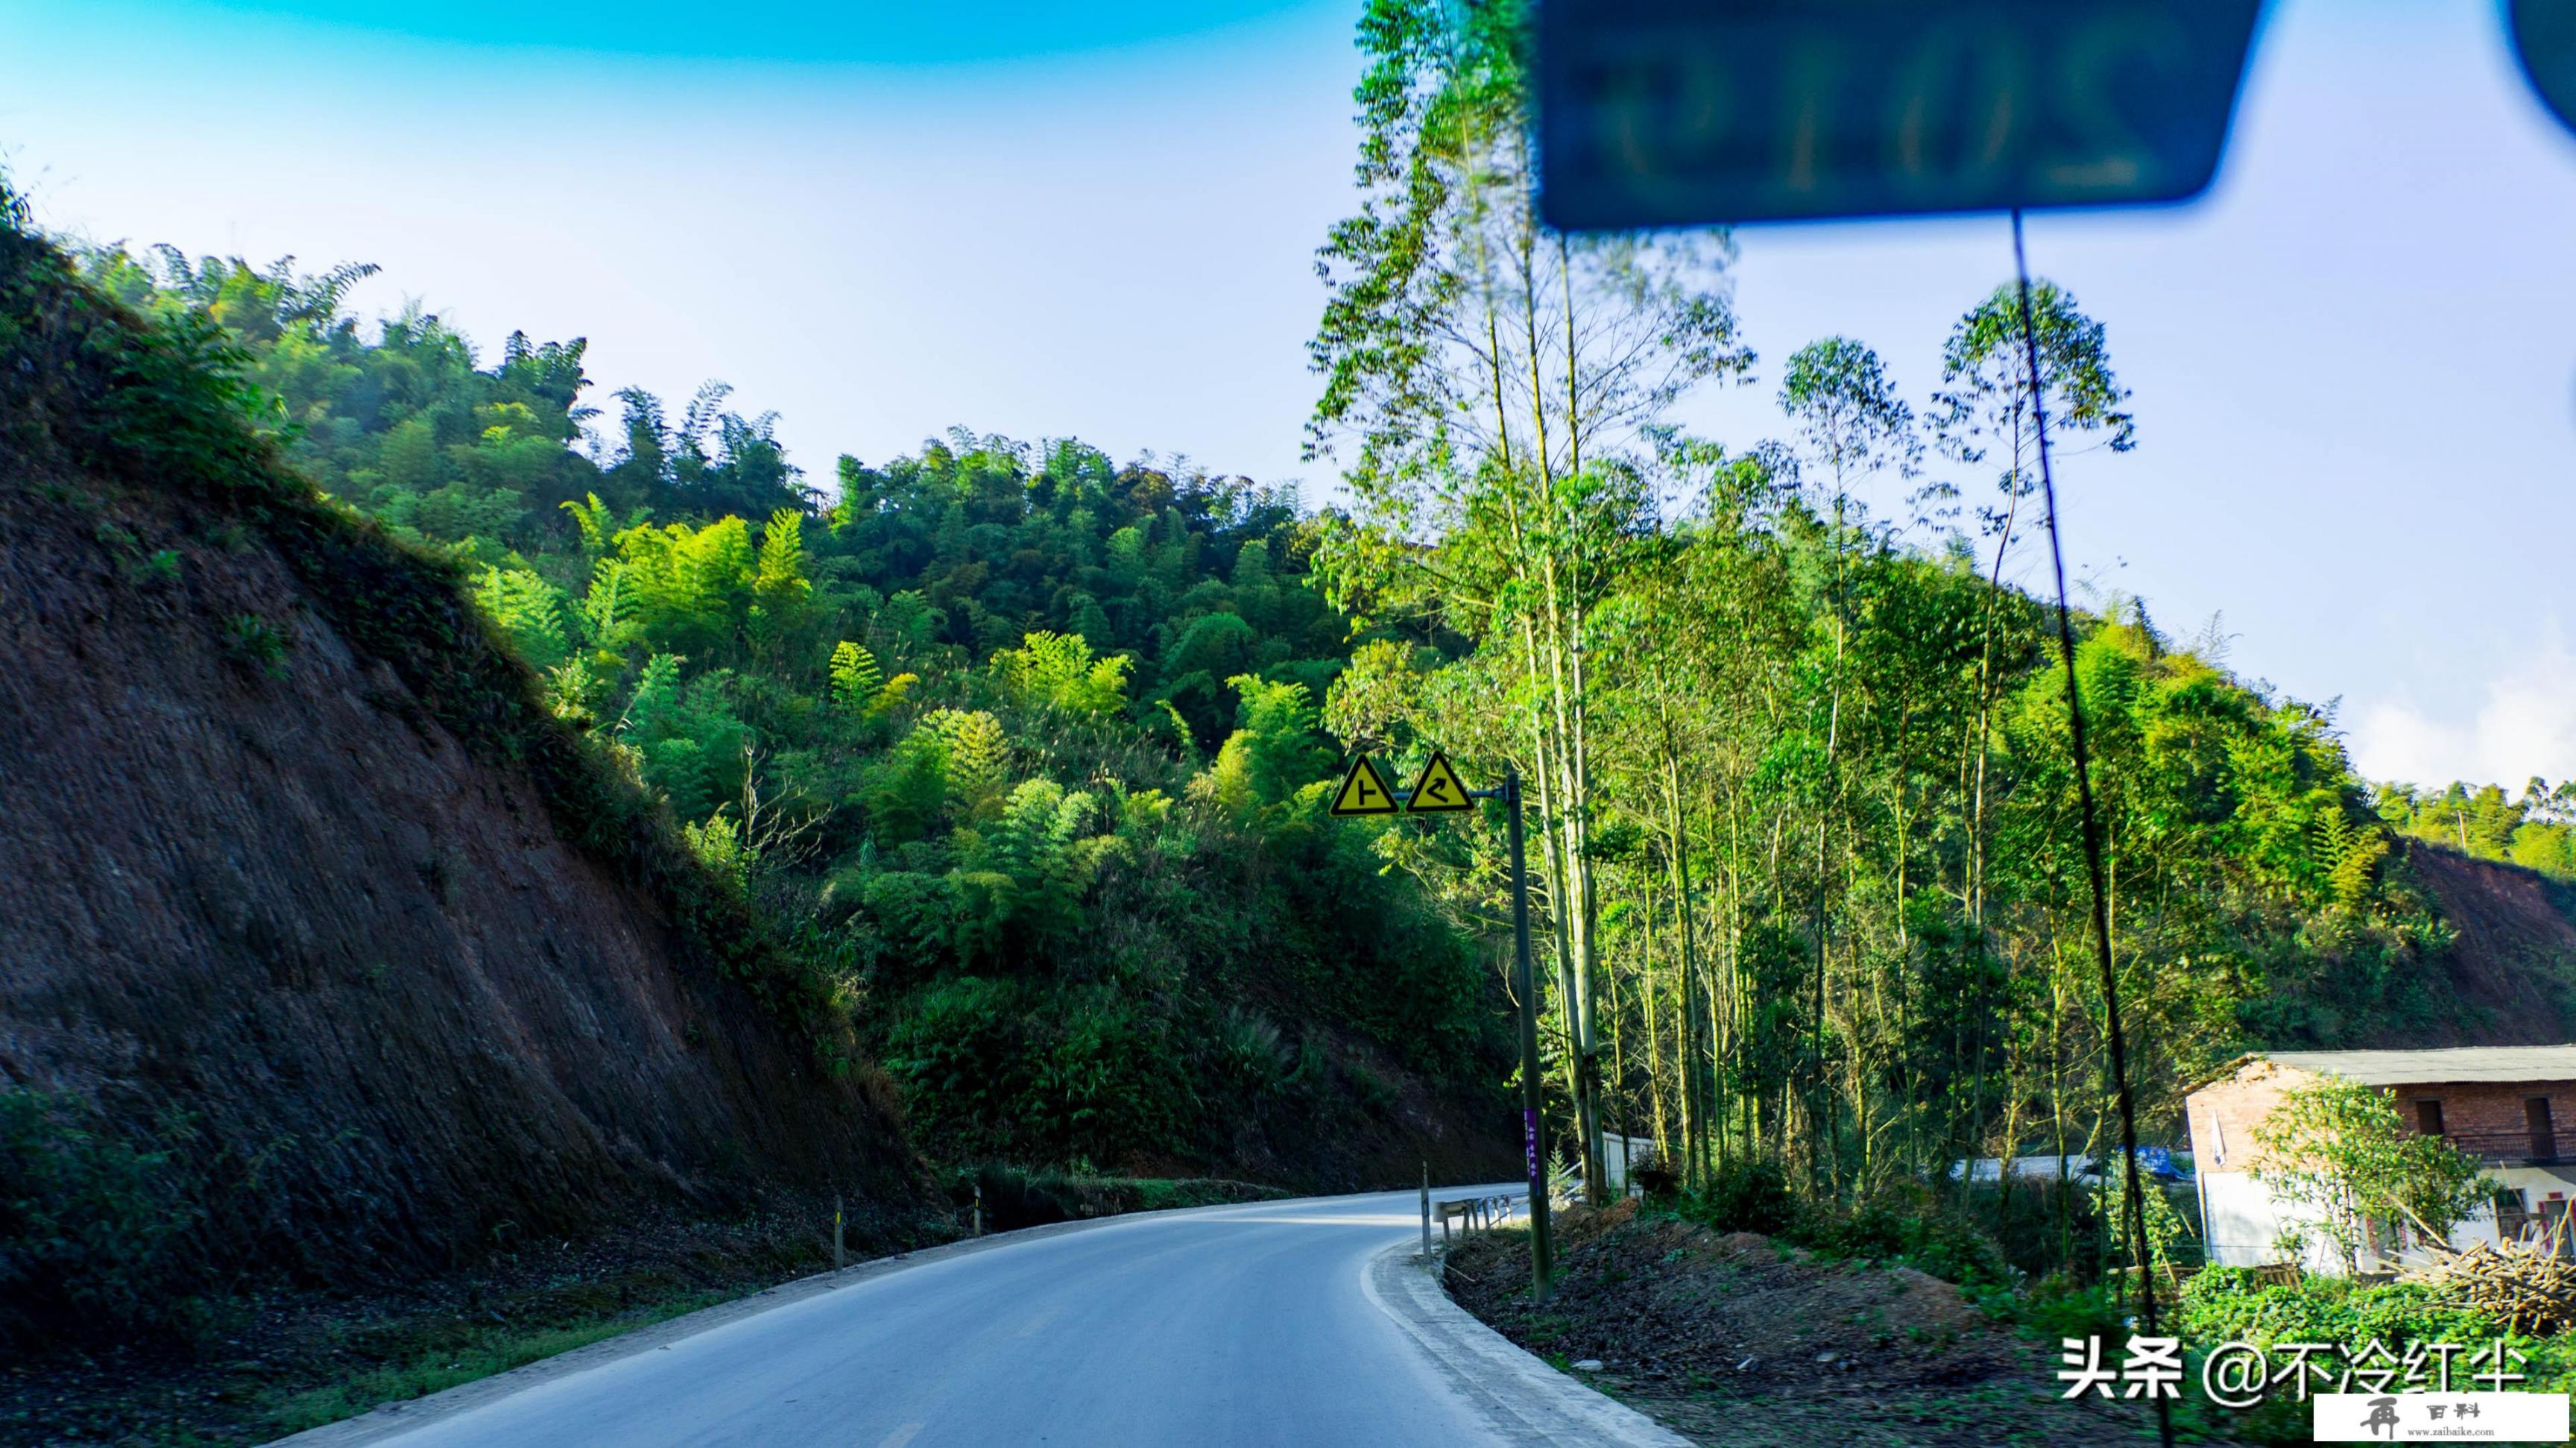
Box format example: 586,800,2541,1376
1421,1163,1432,1259
1506,767,1553,1299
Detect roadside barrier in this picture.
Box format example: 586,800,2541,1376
1435,1194,1520,1244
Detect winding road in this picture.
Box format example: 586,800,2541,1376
281,1187,1684,1448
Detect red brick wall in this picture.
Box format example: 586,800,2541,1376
2185,1059,2576,1170
2390,1080,2576,1162
2186,1060,2321,1174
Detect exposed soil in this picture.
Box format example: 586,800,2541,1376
0,227,939,1403
0,462,933,1285
2402,843,2576,1045
1445,1201,2201,1447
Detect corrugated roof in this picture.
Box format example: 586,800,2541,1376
2264,1046,2576,1086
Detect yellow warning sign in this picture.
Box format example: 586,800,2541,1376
1329,755,1400,816
1406,752,1476,813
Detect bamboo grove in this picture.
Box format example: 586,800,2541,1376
44,0,2537,1219
1304,0,2452,1211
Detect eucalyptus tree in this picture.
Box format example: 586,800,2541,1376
1306,0,1752,1195
1931,283,2135,939
1775,339,1918,1189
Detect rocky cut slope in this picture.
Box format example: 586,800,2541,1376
0,194,931,1344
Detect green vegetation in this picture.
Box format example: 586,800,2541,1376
257,1288,745,1438
1664,1162,2015,1292
2250,1077,2493,1274
37,0,2524,1237
1307,0,2464,1245
2378,778,2576,879
0,175,853,1062
0,1092,207,1344
60,231,1512,1186
2178,1268,2576,1445
955,1165,1290,1232
8,4,2566,1415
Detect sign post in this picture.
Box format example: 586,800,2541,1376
1333,752,1552,1299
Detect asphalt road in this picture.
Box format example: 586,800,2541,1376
298,1187,1676,1448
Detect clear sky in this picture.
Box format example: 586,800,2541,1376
3,0,2570,791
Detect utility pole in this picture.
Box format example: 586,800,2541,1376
1502,767,1553,1298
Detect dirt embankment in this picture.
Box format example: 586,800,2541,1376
2400,843,2576,1044
1445,1200,2174,1447
0,222,935,1339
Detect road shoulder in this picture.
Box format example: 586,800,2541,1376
1363,1239,1693,1448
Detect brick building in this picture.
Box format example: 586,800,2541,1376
2185,1046,2576,1272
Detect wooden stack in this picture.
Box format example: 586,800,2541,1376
2417,1241,2576,1335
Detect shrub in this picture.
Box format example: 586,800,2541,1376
221,611,291,677
1672,1165,2012,1289
2177,1267,2503,1354
1677,1159,1801,1236
1032,989,1199,1160
0,1092,208,1344
2252,1077,2493,1273
882,977,1036,1151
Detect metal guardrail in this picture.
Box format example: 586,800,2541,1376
1433,1194,1520,1244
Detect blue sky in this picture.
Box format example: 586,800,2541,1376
3,0,2571,790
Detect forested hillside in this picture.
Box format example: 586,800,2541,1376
1291,0,2576,1204
28,0,2574,1259
2379,777,2576,879
66,240,1518,1192
0,186,931,1354
57,183,2575,1232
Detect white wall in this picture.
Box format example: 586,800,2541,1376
2200,1171,2326,1269
1600,1134,1656,1195
2198,1167,2576,1272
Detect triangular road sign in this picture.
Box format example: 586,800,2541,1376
1329,755,1400,816
1406,752,1475,813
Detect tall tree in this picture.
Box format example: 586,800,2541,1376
1307,0,1752,1196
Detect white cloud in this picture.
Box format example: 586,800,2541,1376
2349,622,2576,790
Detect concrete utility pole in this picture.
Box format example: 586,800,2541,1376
1503,767,1553,1297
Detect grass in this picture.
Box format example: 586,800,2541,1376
257,1285,740,1437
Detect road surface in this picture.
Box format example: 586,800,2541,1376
285,1187,1680,1448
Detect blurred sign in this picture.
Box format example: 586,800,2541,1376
2515,0,2576,136
1539,0,2265,229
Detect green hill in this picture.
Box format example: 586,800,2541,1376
31,225,1522,1206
